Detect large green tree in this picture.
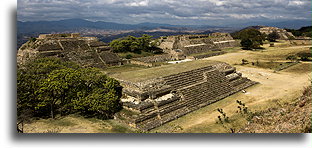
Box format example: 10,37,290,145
109,34,158,53
232,28,266,49
267,31,280,42
17,58,122,120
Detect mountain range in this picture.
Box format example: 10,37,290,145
17,18,311,34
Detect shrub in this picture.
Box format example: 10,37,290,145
241,59,249,65
29,37,37,42
125,54,133,59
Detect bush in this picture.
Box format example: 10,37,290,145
29,37,37,42
241,59,249,65
297,52,312,61
286,55,297,62
125,54,133,59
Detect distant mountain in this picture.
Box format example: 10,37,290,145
226,20,312,29
17,19,137,33
17,18,222,34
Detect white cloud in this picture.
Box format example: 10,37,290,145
17,0,312,25
126,0,149,7
288,0,305,6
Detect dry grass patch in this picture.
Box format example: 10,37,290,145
23,114,136,133
110,60,220,82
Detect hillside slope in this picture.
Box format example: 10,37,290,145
239,85,311,133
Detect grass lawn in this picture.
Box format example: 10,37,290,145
117,51,157,59
103,64,148,75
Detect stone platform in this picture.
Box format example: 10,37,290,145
113,60,258,131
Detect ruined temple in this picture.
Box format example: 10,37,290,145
112,60,258,131
158,33,239,56
17,33,121,67
259,27,295,40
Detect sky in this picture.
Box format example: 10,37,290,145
17,0,312,25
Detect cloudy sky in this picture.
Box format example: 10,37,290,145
17,0,311,25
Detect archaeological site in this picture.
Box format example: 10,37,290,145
17,27,312,133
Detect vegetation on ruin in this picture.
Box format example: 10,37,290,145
109,34,162,55
29,37,37,42
285,26,312,37
17,58,123,132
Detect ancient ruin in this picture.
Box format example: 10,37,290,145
128,33,239,67
113,60,258,131
259,27,295,40
158,33,239,56
17,33,122,67
17,33,258,131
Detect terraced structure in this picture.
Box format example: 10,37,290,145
17,33,122,68
112,60,258,131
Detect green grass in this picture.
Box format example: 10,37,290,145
104,64,148,75
97,120,136,133
189,50,224,57
246,61,299,71
222,47,243,53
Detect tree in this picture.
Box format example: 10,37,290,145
17,58,78,118
233,28,266,49
36,68,81,118
17,57,122,120
267,31,280,42
240,39,253,50
109,34,158,53
70,68,122,118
